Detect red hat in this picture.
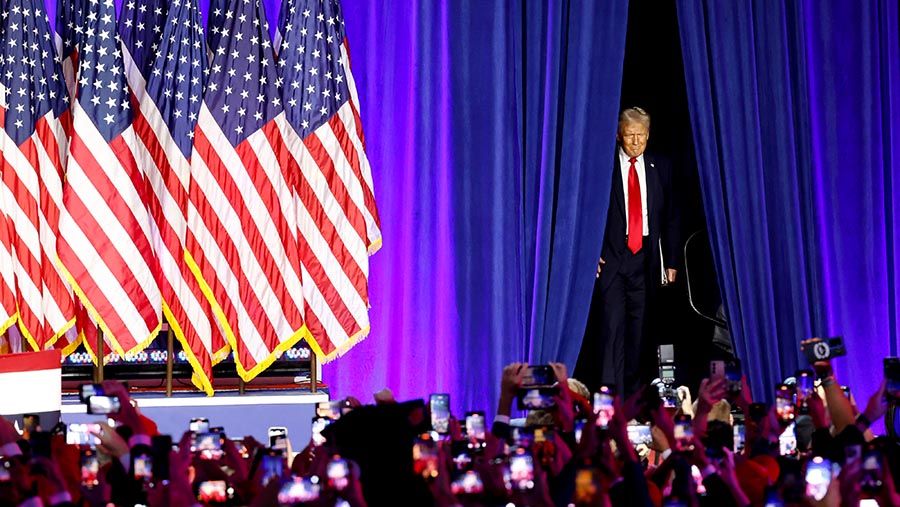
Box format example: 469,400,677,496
735,459,770,504
752,455,780,484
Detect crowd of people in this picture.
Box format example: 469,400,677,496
0,346,899,507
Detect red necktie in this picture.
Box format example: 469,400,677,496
627,157,642,254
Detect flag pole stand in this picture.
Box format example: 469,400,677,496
166,329,174,397
238,377,245,395
93,328,104,383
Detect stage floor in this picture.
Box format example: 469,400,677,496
61,389,329,449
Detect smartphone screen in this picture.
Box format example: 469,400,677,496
194,431,224,460
429,394,450,434
775,384,795,422
593,387,615,429
190,418,210,433
627,424,652,447
465,412,486,441
268,426,288,451
327,457,349,490
673,415,694,452
87,395,121,415
80,450,100,488
796,370,813,403
450,470,484,495
779,423,798,457
574,418,587,444
725,359,742,394
517,387,559,410
133,452,152,481
66,423,101,447
733,424,745,454
522,364,555,387
861,446,884,493
509,451,534,491
412,434,439,479
805,456,831,501
261,450,284,485
197,480,229,503
277,476,321,503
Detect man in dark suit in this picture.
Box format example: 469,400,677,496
594,107,679,398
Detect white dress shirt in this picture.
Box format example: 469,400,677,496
618,147,649,236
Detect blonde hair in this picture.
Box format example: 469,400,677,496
618,107,651,130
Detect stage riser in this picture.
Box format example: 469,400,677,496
61,392,328,449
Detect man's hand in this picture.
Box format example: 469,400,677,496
666,269,677,283
596,258,605,278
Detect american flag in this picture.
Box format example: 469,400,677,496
273,0,296,55
130,0,225,394
56,0,163,359
186,0,307,380
276,0,380,359
204,0,229,60
54,0,87,105
117,0,167,99
0,0,78,351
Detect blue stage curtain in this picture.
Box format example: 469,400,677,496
322,0,628,412
678,0,900,402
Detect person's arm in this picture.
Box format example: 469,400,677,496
492,362,527,439
693,377,727,439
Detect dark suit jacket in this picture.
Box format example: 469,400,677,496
598,150,679,292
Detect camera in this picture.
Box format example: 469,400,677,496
627,424,652,447
658,344,676,386
802,336,846,363
192,431,225,460
413,433,439,479
80,449,100,489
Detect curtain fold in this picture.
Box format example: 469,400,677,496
324,0,628,412
678,0,900,401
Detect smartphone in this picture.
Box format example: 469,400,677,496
80,449,100,489
79,384,103,403
412,434,439,479
521,364,556,387
573,466,600,503
861,443,884,493
796,370,814,406
260,449,285,486
593,386,615,429
466,411,485,450
66,423,101,448
429,393,451,434
132,451,152,481
190,417,210,433
311,417,331,446
327,456,349,491
268,426,288,451
277,476,321,505
627,424,652,447
885,357,900,400
749,402,768,423
710,360,725,381
775,384,795,423
805,456,831,501
517,386,559,410
725,359,742,395
673,415,694,452
197,480,229,503
87,395,121,415
316,401,345,421
803,336,846,363
845,444,862,466
450,470,484,495
151,434,171,483
779,422,798,457
193,431,225,460
733,424,745,454
231,437,250,460
509,451,534,491
30,431,52,458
